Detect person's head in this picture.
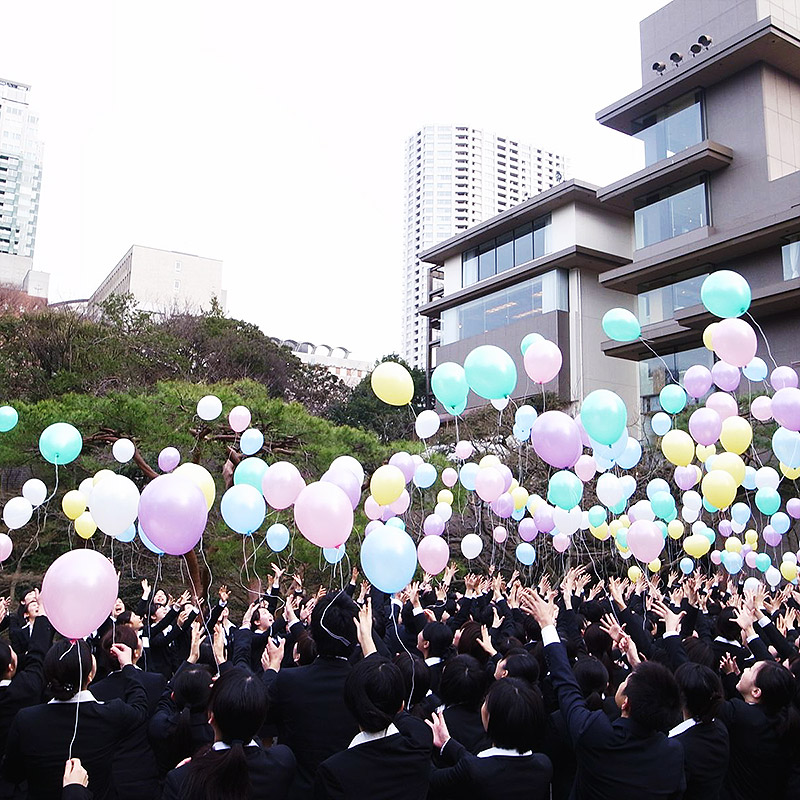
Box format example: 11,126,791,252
0,641,17,680
583,624,613,659
481,678,545,752
310,592,359,658
716,607,741,642
344,656,405,733
116,610,143,631
737,660,795,712
457,621,488,665
152,605,169,623
417,622,453,659
495,649,540,687
294,631,317,666
675,662,723,723
113,598,125,617
615,661,680,733
173,665,213,712
251,605,274,633
20,588,37,608
573,656,609,711
153,589,167,607
393,654,431,712
439,654,489,711
45,640,95,700
101,624,141,667
23,600,39,621
683,636,717,670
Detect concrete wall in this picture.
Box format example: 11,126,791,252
758,0,800,31
762,65,800,179
442,253,461,294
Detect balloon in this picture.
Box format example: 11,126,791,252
680,557,695,574
711,361,740,392
553,533,572,553
388,452,415,484
602,308,641,342
515,405,538,430
221,484,266,536
743,357,768,382
320,544,345,564
751,395,773,422
755,488,781,516
475,468,504,503
91,475,140,537
651,412,672,436
41,550,119,640
684,534,711,558
524,339,562,384
553,506,582,535
703,323,718,351
720,417,752,455
0,406,18,432
459,462,479,491
369,465,405,505
75,511,97,539
321,467,361,511
415,410,441,439
532,411,582,469
723,551,744,575
0,533,12,561
516,542,536,565
755,552,772,572
361,526,417,592
38,422,82,465
771,387,800,431
627,565,642,582
234,457,269,491
689,408,722,446
454,441,474,460
659,384,687,414
413,463,437,489
771,366,799,391
519,518,538,542
138,524,165,554
596,473,623,508
158,447,181,472
781,561,798,582
732,503,752,524
173,463,216,510
492,525,508,543
464,345,517,399
22,479,47,508
116,524,136,543
240,428,264,456
617,438,642,470
228,405,251,433
263,461,306,509
442,468,458,488
266,523,290,552
701,270,751,318
520,332,544,355
684,365,713,398
390,490,411,515
330,455,365,487
294,481,353,548
2,497,32,530
61,490,87,520
423,514,445,536
764,527,782,547
711,318,757,367
196,394,222,420
371,361,414,406
788,498,800,519
662,430,694,466
574,455,597,482
702,470,736,509
417,535,449,574
461,532,483,559
431,362,468,408
112,438,135,464
580,390,627,446
766,566,782,587
772,512,790,534
138,474,208,555
773,427,800,468
491,398,509,411
547,471,583,510
626,520,663,563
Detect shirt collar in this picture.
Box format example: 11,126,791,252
668,718,698,738
425,656,442,666
714,636,741,647
212,739,258,750
48,690,100,704
477,746,532,758
348,723,400,749
0,680,11,688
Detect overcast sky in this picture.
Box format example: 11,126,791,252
3,0,669,361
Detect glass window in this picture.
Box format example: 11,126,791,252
496,232,514,273
634,177,708,249
640,346,712,415
513,224,533,266
637,272,708,326
783,239,800,281
478,241,496,281
632,91,704,167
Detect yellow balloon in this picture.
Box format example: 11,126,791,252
61,489,87,521
695,444,716,462
627,565,643,583
662,430,694,466
173,462,216,510
701,470,737,510
370,361,414,406
508,479,520,493
781,561,798,582
75,511,97,539
720,416,752,455
703,322,718,351
609,519,622,536
724,536,742,553
648,558,662,573
93,469,115,485
369,464,405,506
684,533,712,558
781,462,800,479
667,520,684,539
479,455,501,469
511,487,529,510
619,515,631,528
745,529,758,545
437,489,454,506
590,522,610,540
710,452,746,486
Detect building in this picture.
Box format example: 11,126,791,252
0,252,48,299
89,245,226,314
275,339,371,388
419,0,800,427
401,125,566,370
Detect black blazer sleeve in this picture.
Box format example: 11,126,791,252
429,737,474,793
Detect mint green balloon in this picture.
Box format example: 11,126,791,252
547,471,583,510
701,271,751,318
580,390,627,446
39,422,83,465
659,384,687,414
463,345,517,400
431,362,468,408
602,308,641,342
520,332,544,355
588,504,607,527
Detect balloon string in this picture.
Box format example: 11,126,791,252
182,554,220,676
746,313,779,370
639,338,678,384
67,641,81,761
44,463,60,505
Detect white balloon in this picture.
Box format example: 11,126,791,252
490,397,509,411
731,520,746,534
79,477,94,507
580,511,590,530
782,552,798,564
415,410,441,440
3,497,33,530
22,479,47,507
619,475,637,500
683,490,703,510
90,475,140,537
765,566,781,587
630,499,655,522
112,438,135,463
743,577,762,594
553,506,582,535
461,533,483,560
196,394,223,421
330,455,365,487
691,520,707,535
755,466,780,491
435,502,453,522
682,506,700,523
596,473,622,508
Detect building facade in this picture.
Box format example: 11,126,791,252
401,125,566,370
275,339,371,388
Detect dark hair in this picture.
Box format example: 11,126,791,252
583,624,613,659
393,654,431,714
116,610,133,626
754,660,796,716
503,652,540,687
100,624,140,668
344,656,405,732
457,621,488,666
675,662,723,723
295,630,317,666
160,665,213,769
422,622,454,659
45,639,93,701
0,641,13,677
716,608,741,642
439,654,488,711
573,656,609,712
485,678,545,752
624,661,681,733
580,599,604,623
310,592,359,658
683,636,717,670
180,668,268,800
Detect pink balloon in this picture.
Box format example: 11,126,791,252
417,535,449,575
389,489,411,515
294,481,353,548
493,526,508,543
263,462,306,510
496,464,514,492
771,366,798,390
706,392,738,421
364,496,382,520
524,339,562,384
138,474,208,556
710,550,722,565
321,467,361,510
575,417,592,448
674,466,698,490
228,405,251,433
532,411,583,469
158,447,180,473
771,387,800,431
389,452,415,483
519,518,538,541
534,503,555,533
423,514,445,536
455,441,474,460
365,520,383,536
0,533,12,562
745,550,758,568
751,395,773,421
380,506,396,523
475,468,504,503
711,361,740,392
627,519,663,563
787,498,800,519
763,527,782,547
491,493,514,519
41,550,119,640
688,407,722,446
552,533,572,553
712,318,757,368
442,468,458,488
574,455,596,482
683,365,713,398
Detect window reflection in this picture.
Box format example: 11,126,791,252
638,273,708,326
782,240,800,281
634,178,708,249
632,92,704,167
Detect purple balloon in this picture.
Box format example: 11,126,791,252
574,417,592,448
322,467,362,510
674,466,698,491
365,520,383,536
534,503,555,533
771,365,799,391
389,452,415,484
787,498,800,519
552,533,572,553
158,447,180,473
380,506,396,523
711,361,741,392
491,492,514,519
718,519,732,537
771,387,800,432
684,365,713,398
532,411,583,469
138,474,208,556
688,407,722,446
423,514,445,536
763,526,782,547
706,392,738,421
496,464,514,493
519,518,538,542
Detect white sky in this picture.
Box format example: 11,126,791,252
3,0,670,361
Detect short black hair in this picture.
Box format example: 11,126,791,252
583,623,613,659
439,654,488,711
0,641,12,676
754,660,796,715
716,607,741,642
393,654,431,708
683,636,717,670
344,656,404,732
624,661,681,733
485,677,545,752
45,639,93,701
675,662,723,723
310,592,359,658
503,652,540,687
422,622,453,658
457,622,488,665
573,656,609,711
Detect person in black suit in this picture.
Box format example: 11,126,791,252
314,654,433,799
417,621,453,695
1,638,149,800
438,655,491,755
522,588,686,800
162,667,295,800
428,676,552,800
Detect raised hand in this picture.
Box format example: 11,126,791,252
651,598,686,633
212,623,227,664
351,566,359,584
141,579,151,598
271,564,286,584
218,584,230,603
477,624,497,656
425,711,451,750
357,597,376,656
599,613,625,644
720,653,740,675
110,643,133,668
520,588,558,628
188,620,206,664
263,637,285,672
617,633,641,667
177,590,192,607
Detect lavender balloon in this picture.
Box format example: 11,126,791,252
423,514,445,536
689,407,722,446
138,474,208,556
763,526,782,547
389,452,415,484
158,447,180,473
531,411,583,469
322,467,361,510
771,365,799,391
771,387,800,432
519,518,538,541
711,361,741,392
534,503,555,533
683,365,713,398
491,492,514,519
674,466,698,491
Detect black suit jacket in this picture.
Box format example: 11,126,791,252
1,665,148,800
672,719,729,800
544,638,685,800
430,737,552,800
442,704,491,755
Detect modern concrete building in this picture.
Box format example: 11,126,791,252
401,126,566,370
89,245,226,314
275,339,371,388
0,252,48,299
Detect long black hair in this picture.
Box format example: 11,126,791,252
44,640,93,701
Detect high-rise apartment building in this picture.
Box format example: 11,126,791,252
0,79,43,259
401,125,566,369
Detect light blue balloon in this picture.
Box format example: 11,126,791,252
755,487,781,516
360,527,417,593
520,332,544,355
771,511,791,534
664,510,678,523
38,422,83,465
602,308,641,342
743,357,768,382
743,466,758,491
755,552,771,573
459,462,479,491
656,521,669,537
547,471,584,510
413,463,437,489
646,478,670,501
619,475,637,500
680,557,694,575
616,437,642,470
701,270,751,318
463,345,517,400
615,530,628,549
240,428,264,456
701,527,716,544
138,523,164,555
581,390,627,446
659,384,687,415
511,507,525,521
385,517,406,530
516,542,536,565
651,412,672,436
221,484,266,535
323,544,346,564
234,457,269,490
0,406,18,432
731,502,751,525
588,505,607,527
512,423,531,441
594,454,614,471
773,427,800,469
266,523,290,551
116,524,137,543
591,430,629,462
431,362,469,408
723,551,744,574
651,490,676,519
514,405,537,428
704,455,717,472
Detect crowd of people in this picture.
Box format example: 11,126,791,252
1,559,800,799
